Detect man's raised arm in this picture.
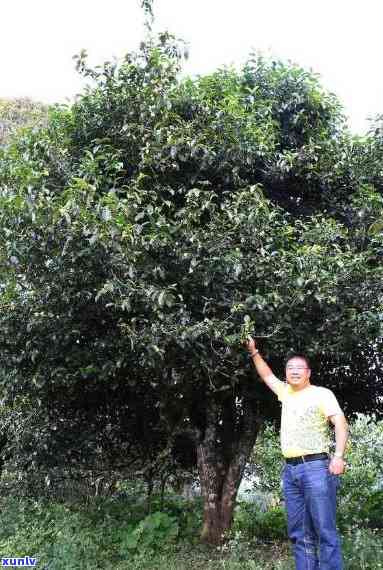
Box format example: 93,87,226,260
245,337,283,396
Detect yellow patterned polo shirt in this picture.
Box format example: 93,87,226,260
271,379,343,458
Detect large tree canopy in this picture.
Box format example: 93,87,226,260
0,34,382,544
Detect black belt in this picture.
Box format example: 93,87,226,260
285,453,328,465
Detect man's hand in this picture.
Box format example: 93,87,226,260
245,336,257,355
242,338,282,395
328,414,348,475
329,457,345,475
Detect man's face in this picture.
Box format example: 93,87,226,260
285,357,311,390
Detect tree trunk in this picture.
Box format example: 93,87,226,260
196,394,261,545
145,470,154,514
159,473,169,510
197,443,238,544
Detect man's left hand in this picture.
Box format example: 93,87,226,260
329,457,345,475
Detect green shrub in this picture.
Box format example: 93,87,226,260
248,423,283,497
133,493,202,544
256,507,288,541
359,490,383,529
336,415,383,531
121,511,179,555
342,528,383,569
0,495,382,569
234,502,287,541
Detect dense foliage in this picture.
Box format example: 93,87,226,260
0,98,47,146
0,31,382,541
0,480,382,569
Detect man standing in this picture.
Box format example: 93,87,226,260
246,337,348,570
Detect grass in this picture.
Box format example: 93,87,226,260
0,495,381,569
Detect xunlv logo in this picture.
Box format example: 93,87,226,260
1,558,37,567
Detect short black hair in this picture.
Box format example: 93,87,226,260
285,354,311,369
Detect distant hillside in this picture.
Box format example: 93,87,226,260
0,98,48,146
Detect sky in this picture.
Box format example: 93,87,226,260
1,0,383,134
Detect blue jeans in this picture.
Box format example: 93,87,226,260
282,458,343,570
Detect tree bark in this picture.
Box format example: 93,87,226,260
196,394,261,545
145,469,154,514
